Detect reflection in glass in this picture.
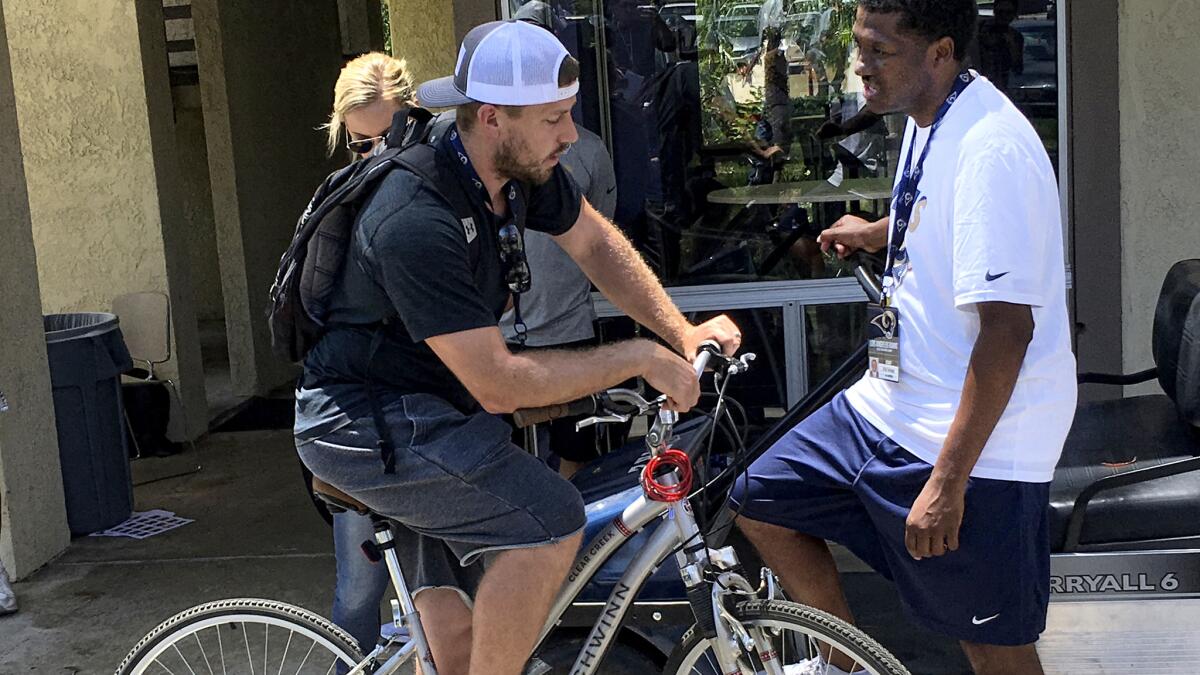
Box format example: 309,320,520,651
598,308,789,415
970,0,1059,169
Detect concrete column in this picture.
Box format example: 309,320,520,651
1118,0,1200,395
191,0,343,397
2,0,207,439
338,0,387,57
0,3,70,580
385,0,498,87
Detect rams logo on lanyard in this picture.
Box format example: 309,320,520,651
870,308,899,340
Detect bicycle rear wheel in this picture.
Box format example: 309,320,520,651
665,599,909,675
116,598,364,675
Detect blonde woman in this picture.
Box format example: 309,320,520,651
310,52,474,675
324,51,415,160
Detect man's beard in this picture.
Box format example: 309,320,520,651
494,135,569,185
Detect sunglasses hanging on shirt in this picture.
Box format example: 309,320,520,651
498,219,532,295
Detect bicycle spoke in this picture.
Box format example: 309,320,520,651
218,625,227,675
172,642,200,675
294,641,317,675
324,657,337,675
265,624,269,674
277,632,294,675
194,632,215,675
243,623,256,675
154,658,178,675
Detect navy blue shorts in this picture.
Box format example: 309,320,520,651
730,393,1050,646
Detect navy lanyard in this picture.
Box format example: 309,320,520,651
446,123,533,343
446,123,527,227
881,70,975,304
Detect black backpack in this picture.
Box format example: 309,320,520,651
267,108,480,363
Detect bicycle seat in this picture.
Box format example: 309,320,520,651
1049,259,1200,551
311,476,372,516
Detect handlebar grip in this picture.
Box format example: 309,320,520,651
849,252,883,304
512,395,597,429
693,340,722,378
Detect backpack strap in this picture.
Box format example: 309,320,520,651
365,322,398,473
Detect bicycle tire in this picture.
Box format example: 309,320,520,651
664,599,910,675
115,598,364,675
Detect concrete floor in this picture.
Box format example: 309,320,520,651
0,425,970,674
0,429,342,674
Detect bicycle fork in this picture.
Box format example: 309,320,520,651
669,499,787,675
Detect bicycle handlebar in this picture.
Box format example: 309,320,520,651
512,395,598,429
511,340,726,429
850,252,884,304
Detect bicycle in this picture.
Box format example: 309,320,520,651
115,341,910,675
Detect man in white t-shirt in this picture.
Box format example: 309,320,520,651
730,2,1075,674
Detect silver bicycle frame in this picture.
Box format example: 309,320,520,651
364,345,753,675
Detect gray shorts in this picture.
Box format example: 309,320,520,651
297,392,586,597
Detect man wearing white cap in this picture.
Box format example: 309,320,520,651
294,20,740,675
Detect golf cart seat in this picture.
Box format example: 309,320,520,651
1049,259,1200,552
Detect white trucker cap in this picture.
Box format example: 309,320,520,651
417,20,579,108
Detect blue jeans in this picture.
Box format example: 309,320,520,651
333,511,389,655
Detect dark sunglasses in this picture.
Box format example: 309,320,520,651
498,221,531,294
346,134,386,155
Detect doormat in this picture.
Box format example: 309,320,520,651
211,396,295,433
90,509,193,540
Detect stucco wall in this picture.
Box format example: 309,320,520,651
386,0,459,88
1119,0,1200,394
4,1,171,313
193,0,343,396
3,0,208,439
0,5,70,580
173,84,224,322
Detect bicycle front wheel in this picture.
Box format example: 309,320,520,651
665,599,910,675
116,598,364,675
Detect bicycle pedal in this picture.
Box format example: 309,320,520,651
522,656,552,675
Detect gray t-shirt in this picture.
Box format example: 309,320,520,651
499,126,616,346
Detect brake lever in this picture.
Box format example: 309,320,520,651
576,413,630,431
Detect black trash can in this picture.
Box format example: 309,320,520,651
44,312,134,536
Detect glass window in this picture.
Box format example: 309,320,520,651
971,0,1060,170
506,0,1059,286
507,0,1060,406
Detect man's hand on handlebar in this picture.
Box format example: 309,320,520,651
682,315,742,361
641,341,702,412
817,214,889,259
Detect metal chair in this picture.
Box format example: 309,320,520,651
112,292,197,458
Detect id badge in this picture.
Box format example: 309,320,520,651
867,303,901,382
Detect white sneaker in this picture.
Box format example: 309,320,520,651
783,656,864,675
0,563,17,616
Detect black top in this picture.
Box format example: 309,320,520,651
295,131,583,440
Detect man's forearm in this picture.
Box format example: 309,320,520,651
931,313,1032,487
574,220,691,353
488,340,653,412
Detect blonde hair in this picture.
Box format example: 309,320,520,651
324,52,416,156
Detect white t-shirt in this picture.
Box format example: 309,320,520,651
844,73,1077,483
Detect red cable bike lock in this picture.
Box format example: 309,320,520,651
641,448,694,502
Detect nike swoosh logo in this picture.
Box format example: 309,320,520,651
985,270,1010,282
606,185,616,195
972,613,1001,625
